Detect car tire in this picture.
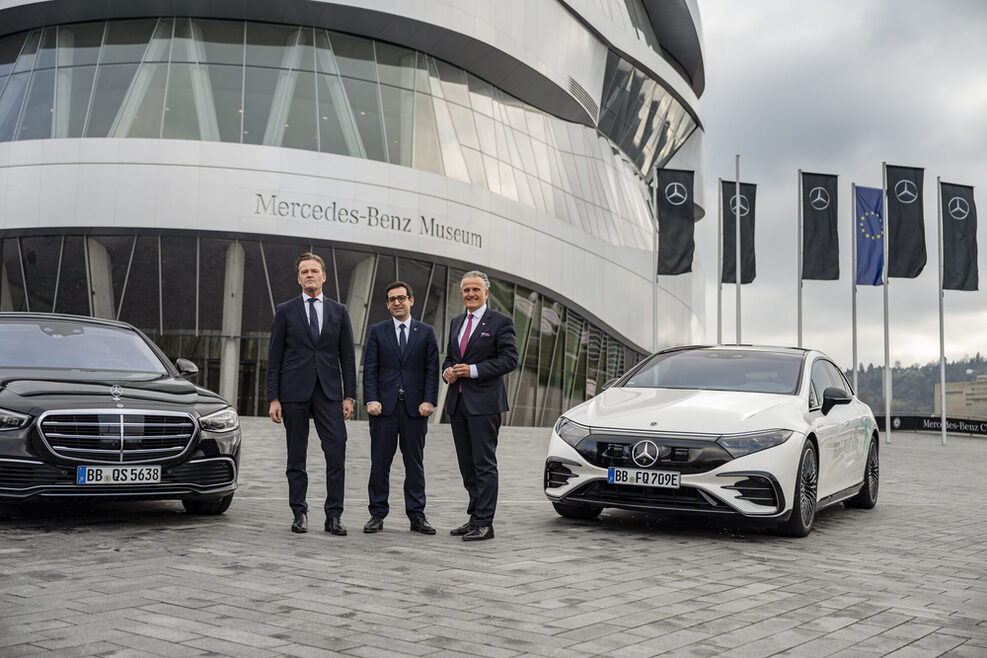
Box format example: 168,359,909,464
776,441,818,537
182,493,234,515
845,438,879,509
552,501,603,520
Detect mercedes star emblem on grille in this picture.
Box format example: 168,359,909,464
631,440,659,468
110,385,123,401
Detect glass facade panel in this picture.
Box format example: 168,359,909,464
54,236,89,316
0,33,26,77
121,62,167,138
100,19,157,64
16,67,54,139
342,77,386,161
375,41,416,90
19,236,60,312
329,32,376,82
160,235,197,331
379,84,414,166
242,65,279,145
317,73,359,155
85,63,138,137
191,19,244,65
245,23,297,68
412,91,442,175
0,73,29,141
54,65,96,138
12,30,39,74
144,18,173,63
57,23,103,67
281,70,318,150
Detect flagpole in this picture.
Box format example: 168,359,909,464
937,176,947,446
652,163,659,353
717,177,723,344
851,183,858,393
797,169,803,348
735,155,742,345
882,162,891,444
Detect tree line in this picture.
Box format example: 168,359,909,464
846,354,986,414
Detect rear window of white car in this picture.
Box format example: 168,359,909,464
623,349,802,394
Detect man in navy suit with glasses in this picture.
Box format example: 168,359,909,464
442,270,518,541
267,252,356,536
362,281,440,535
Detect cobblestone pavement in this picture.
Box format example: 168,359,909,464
1,419,985,657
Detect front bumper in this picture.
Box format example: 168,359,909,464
544,432,801,519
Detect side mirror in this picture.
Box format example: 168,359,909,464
602,378,618,391
175,358,199,377
821,386,851,415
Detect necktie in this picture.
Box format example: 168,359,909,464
307,297,320,342
398,323,407,354
457,314,473,393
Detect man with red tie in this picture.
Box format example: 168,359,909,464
267,253,356,536
442,270,518,541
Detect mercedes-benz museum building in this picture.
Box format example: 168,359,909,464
0,0,705,425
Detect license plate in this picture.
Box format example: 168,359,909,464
607,467,680,488
76,465,161,485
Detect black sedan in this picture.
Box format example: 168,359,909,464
0,313,240,514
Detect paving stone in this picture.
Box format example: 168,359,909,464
0,422,984,656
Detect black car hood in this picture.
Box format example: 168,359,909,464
0,370,226,413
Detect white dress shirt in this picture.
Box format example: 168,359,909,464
457,305,486,379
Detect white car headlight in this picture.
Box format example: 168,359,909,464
0,407,30,431
554,417,591,447
717,429,793,458
199,407,239,432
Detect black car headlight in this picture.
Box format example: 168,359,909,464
554,417,591,447
717,429,793,458
0,407,30,431
199,407,239,432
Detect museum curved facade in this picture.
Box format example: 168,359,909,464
0,0,706,425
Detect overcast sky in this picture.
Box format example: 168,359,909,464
694,0,987,369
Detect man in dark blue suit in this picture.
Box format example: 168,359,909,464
442,270,518,541
362,281,440,535
267,252,356,536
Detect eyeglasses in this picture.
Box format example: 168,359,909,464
386,295,409,304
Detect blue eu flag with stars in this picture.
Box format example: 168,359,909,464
856,186,884,286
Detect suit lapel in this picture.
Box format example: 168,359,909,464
294,298,318,348
384,321,400,359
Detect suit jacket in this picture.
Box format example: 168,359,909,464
266,296,357,404
443,308,518,416
362,319,439,416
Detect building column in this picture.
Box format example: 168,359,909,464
87,238,115,319
219,242,245,405
346,255,376,391
0,264,11,311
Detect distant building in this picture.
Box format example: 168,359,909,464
934,376,987,418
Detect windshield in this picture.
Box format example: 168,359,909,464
622,349,803,394
0,319,168,374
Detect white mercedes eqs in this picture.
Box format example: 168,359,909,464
544,345,880,536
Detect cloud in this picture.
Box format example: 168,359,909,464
696,0,987,369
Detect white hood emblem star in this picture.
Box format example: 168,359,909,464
110,385,123,401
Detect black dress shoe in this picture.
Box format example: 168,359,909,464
363,516,384,533
291,512,307,533
449,520,474,536
462,525,494,541
325,516,347,536
409,515,436,535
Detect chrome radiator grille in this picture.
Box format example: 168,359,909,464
39,412,196,463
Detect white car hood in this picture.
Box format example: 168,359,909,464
565,387,803,435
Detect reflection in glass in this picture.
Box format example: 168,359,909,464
119,63,167,138
317,73,360,155
342,77,386,161
100,19,157,64
329,32,376,81
85,63,138,137
54,65,96,137
281,70,318,150
379,84,414,166
0,33,26,77
0,74,29,141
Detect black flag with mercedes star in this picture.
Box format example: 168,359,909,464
886,165,927,278
940,182,978,291
801,172,839,280
721,180,756,284
657,168,695,275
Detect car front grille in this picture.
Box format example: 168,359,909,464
39,412,196,463
574,434,732,474
0,458,235,491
